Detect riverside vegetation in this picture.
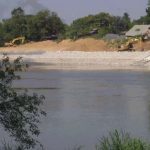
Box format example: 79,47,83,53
0,55,46,149
1,130,150,150
67,130,150,150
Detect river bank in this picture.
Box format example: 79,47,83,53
0,38,150,52
0,38,150,70
0,38,108,52
1,50,150,71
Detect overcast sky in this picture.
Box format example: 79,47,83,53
0,0,148,24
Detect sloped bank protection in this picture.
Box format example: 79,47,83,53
2,51,150,70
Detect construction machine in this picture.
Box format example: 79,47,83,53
5,37,25,47
117,37,141,51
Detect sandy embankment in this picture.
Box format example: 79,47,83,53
0,38,109,52
0,38,150,70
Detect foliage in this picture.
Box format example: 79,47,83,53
11,7,25,17
65,12,132,40
0,130,150,150
0,54,46,149
1,7,65,43
95,130,150,150
146,0,150,16
134,0,150,24
0,3,150,45
2,8,26,41
134,15,150,24
26,10,65,41
0,23,5,46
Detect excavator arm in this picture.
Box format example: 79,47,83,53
5,37,25,47
11,37,25,45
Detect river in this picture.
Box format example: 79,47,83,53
2,69,150,150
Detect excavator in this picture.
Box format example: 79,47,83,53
5,36,25,47
117,37,141,51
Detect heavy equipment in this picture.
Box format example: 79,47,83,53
117,37,141,51
5,37,25,47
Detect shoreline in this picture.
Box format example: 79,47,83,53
30,65,150,72
1,50,150,71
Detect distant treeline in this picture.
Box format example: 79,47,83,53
0,4,150,46
0,7,65,46
66,12,132,40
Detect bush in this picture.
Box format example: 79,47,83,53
95,130,150,150
0,55,46,149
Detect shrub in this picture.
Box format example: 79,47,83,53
95,130,150,150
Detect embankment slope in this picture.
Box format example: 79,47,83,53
0,38,110,53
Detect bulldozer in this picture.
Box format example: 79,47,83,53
5,36,25,47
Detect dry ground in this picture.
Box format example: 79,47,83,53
0,38,114,52
0,38,149,54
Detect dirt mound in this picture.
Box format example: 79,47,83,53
58,38,108,51
134,41,150,51
0,38,149,52
0,38,109,52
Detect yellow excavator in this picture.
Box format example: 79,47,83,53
5,36,25,47
118,37,141,51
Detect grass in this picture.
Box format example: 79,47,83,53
95,130,150,150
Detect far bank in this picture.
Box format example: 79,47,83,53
0,38,150,53
0,50,150,71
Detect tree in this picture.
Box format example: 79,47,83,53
65,12,132,39
2,7,27,41
0,54,46,149
26,10,65,41
146,0,150,16
11,7,25,17
135,0,150,24
0,23,5,46
122,12,132,30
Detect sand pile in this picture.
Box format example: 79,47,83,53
134,41,150,51
58,38,108,51
0,38,149,54
0,38,109,52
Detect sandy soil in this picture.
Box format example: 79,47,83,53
0,38,150,71
0,38,109,53
0,38,150,53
